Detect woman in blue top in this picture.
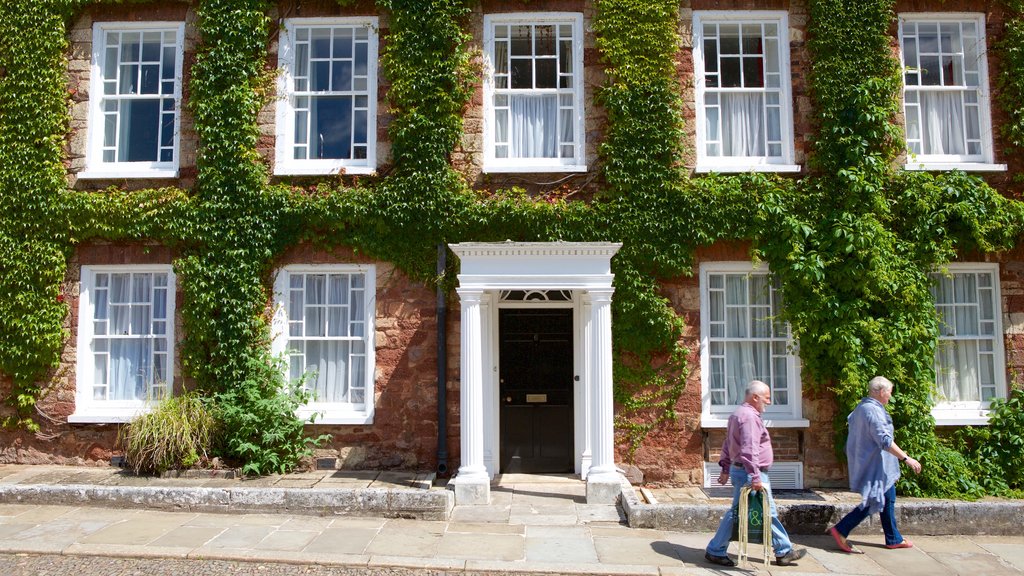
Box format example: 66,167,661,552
828,376,922,553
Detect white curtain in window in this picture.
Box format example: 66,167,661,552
726,342,769,404
110,339,152,400
306,341,348,402
511,94,557,158
933,273,981,402
921,91,965,155
304,275,325,336
721,93,765,157
936,340,979,402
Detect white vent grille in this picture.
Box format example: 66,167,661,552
703,462,804,490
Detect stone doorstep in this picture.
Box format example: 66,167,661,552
0,483,455,521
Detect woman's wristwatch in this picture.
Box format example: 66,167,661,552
900,456,909,462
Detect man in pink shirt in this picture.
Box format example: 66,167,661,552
705,380,807,567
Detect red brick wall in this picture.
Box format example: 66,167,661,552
275,244,444,470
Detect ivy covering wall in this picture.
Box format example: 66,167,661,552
1,0,1023,491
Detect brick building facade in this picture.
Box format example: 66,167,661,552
1,0,1022,499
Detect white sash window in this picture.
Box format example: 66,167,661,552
276,18,378,175
272,265,376,424
82,23,184,179
900,14,1004,171
483,13,585,173
693,12,797,173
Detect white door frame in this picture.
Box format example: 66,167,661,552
448,242,621,505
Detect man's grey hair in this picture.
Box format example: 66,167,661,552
868,376,894,395
745,380,770,398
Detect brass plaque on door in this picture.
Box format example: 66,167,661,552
525,394,548,403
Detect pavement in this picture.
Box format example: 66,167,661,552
0,464,1023,575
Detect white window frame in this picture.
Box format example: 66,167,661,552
699,262,806,427
70,265,177,423
271,264,376,425
930,263,1007,425
899,13,1006,172
482,12,586,173
80,22,185,180
692,11,799,174
275,17,379,176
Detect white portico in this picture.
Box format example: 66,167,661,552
448,242,624,505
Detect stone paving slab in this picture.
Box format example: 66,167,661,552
304,526,378,554
0,465,1022,576
524,534,598,563
0,501,1019,576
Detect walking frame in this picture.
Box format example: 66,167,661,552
737,484,771,567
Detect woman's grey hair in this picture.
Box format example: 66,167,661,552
868,376,894,395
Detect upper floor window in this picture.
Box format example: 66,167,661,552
693,12,798,173
276,18,378,175
899,14,1005,171
700,262,804,425
82,22,184,179
70,266,176,423
483,13,585,173
930,264,1007,424
272,265,376,424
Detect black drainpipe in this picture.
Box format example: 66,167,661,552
435,243,449,477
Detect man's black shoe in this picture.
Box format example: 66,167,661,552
705,552,736,567
775,547,807,566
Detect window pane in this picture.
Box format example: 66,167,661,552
511,58,532,89
535,25,555,55
742,25,762,53
720,57,741,87
509,94,557,158
721,93,765,156
310,96,353,159
720,25,739,54
935,340,981,402
918,91,966,155
511,26,531,55
742,55,764,87
726,307,747,338
110,339,152,401
920,54,941,85
536,58,557,88
708,289,724,319
119,99,161,162
334,27,353,59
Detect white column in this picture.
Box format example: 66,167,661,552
586,288,623,503
578,296,593,478
451,288,490,505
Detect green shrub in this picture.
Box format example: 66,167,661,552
975,388,1024,492
215,353,331,476
118,391,219,475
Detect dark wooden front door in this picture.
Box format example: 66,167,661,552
499,308,574,474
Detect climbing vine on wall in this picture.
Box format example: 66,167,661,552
760,0,1024,496
2,0,1024,491
0,0,79,430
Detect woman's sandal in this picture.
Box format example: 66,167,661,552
828,526,864,554
885,539,914,549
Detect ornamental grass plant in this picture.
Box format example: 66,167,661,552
118,391,220,475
